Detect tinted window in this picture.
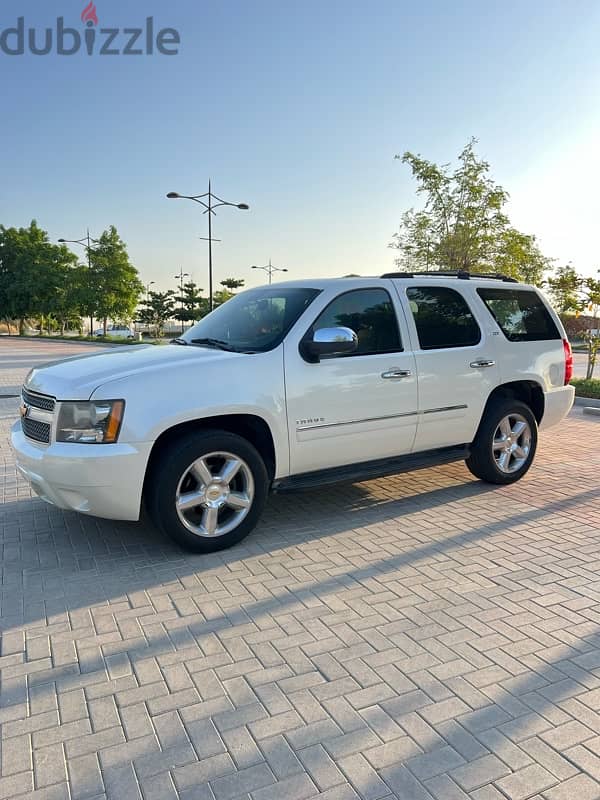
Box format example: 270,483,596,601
407,287,481,349
183,287,320,352
311,289,402,355
477,288,560,342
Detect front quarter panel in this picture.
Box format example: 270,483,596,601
89,348,290,477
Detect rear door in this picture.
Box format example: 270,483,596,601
393,282,501,452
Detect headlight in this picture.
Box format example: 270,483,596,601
57,400,124,444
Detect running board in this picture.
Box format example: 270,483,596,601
273,445,470,493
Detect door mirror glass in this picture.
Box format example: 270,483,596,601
306,326,358,360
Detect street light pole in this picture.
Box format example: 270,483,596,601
167,182,249,312
207,183,213,311
58,231,99,335
251,259,288,285
174,269,190,333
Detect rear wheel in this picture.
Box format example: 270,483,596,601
148,430,269,552
466,399,538,485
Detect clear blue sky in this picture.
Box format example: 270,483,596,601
1,0,599,293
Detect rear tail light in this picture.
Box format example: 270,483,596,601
563,338,573,385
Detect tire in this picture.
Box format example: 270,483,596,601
466,398,538,485
147,430,269,552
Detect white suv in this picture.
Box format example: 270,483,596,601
11,272,575,552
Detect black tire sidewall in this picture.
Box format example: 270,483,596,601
467,399,538,485
148,430,269,552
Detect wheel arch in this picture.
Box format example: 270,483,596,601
143,414,277,498
473,381,545,442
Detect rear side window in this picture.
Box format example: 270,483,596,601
407,287,481,349
477,288,560,342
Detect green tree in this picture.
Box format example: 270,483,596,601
35,244,80,335
0,220,78,334
582,276,600,318
90,226,143,335
581,277,600,380
212,289,233,308
52,263,88,335
138,290,176,337
545,265,582,314
220,277,245,293
492,228,552,285
174,280,207,324
390,139,550,283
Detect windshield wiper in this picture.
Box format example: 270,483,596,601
170,337,188,346
190,337,238,352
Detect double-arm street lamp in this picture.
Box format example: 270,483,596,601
251,259,288,285
58,230,99,335
167,181,249,312
174,269,190,333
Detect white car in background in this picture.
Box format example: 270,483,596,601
94,325,135,339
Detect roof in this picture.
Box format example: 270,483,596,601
255,272,533,291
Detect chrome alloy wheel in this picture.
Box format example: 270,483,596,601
492,413,532,474
175,452,255,538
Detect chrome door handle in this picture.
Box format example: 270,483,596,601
381,369,412,379
470,359,496,368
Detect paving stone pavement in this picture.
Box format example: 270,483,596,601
1,338,600,800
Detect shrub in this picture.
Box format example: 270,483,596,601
571,378,600,399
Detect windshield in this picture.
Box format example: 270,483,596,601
182,287,321,352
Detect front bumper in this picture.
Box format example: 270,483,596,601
10,422,152,521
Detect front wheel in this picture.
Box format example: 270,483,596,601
466,399,538,485
147,430,269,552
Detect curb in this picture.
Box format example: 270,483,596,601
583,407,600,417
0,336,146,348
574,396,600,409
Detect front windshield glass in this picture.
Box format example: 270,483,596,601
182,287,321,352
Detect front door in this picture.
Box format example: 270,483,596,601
284,286,418,475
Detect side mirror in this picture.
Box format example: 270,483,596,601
301,326,358,362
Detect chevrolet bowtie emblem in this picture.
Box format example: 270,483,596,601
19,403,30,419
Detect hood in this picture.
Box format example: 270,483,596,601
25,344,240,400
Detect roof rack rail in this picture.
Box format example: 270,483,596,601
380,270,518,283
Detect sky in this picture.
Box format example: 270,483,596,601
1,0,599,295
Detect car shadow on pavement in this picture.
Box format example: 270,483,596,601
1,474,597,663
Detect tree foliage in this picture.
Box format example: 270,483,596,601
545,265,582,314
545,266,599,379
174,280,207,323
137,290,176,336
0,221,79,334
0,221,142,336
220,277,245,293
390,139,551,284
581,277,600,380
211,290,232,308
90,226,143,335
582,277,600,318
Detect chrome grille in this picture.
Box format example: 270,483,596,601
21,417,51,444
22,388,55,412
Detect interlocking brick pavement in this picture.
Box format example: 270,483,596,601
1,338,600,799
